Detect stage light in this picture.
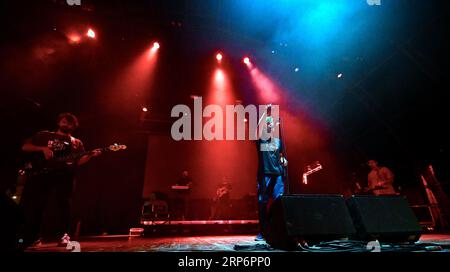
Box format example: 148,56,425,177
142,107,148,112
148,42,160,56
243,57,250,65
337,73,343,78
216,53,223,63
294,67,299,72
149,42,160,55
87,28,96,39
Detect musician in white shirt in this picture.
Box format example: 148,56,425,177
367,159,397,196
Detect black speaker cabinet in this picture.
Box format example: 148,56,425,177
265,195,356,250
346,195,422,242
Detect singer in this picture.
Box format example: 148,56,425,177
255,104,288,241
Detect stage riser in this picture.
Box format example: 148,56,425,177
142,198,258,220
142,224,259,236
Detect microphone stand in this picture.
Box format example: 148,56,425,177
278,117,290,194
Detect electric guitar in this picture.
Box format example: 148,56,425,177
215,186,230,200
357,185,387,195
19,143,127,177
10,143,126,204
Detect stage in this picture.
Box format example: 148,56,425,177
25,234,450,252
2,1,450,265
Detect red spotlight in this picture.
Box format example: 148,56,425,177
216,53,223,63
215,69,225,82
68,33,81,44
210,68,231,105
142,107,148,112
243,57,251,65
86,28,96,39
149,42,160,55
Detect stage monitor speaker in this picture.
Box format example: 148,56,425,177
346,195,422,242
264,195,356,250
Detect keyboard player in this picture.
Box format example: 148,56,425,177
177,170,192,188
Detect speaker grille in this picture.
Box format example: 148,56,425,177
346,196,422,242
281,195,356,236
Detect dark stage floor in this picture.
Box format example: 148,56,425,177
25,234,450,252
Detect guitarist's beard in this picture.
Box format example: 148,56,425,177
59,125,73,134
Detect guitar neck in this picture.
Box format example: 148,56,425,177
56,147,108,162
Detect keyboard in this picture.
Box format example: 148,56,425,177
171,185,190,190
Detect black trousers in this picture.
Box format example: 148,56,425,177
211,196,231,219
19,171,74,245
172,193,190,220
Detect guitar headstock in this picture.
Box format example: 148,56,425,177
304,161,322,173
302,161,323,185
108,143,127,152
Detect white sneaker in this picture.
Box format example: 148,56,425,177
58,233,71,247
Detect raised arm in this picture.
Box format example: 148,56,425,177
255,104,272,140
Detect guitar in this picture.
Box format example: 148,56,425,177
10,144,126,204
216,187,229,199
357,186,387,195
301,161,323,185
19,143,127,177
213,183,231,202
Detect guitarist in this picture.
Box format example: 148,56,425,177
367,159,396,196
210,178,232,220
19,113,102,249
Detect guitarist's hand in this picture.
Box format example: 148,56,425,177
41,147,54,160
78,149,102,166
91,149,103,157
